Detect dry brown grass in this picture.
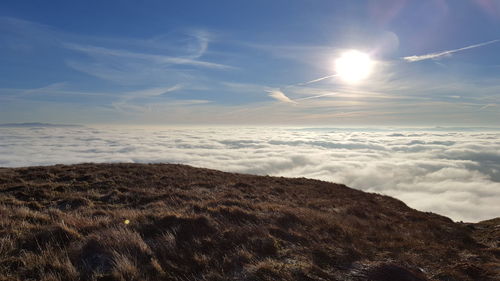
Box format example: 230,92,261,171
0,163,498,281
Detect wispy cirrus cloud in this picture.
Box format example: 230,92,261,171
63,43,233,70
0,82,195,114
1,16,234,89
403,39,500,62
111,85,183,112
62,39,235,86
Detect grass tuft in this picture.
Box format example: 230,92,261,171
0,163,498,281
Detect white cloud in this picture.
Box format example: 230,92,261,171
1,127,499,222
403,39,500,62
267,89,296,103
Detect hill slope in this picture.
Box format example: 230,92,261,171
0,163,498,281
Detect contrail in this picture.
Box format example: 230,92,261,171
403,39,500,62
479,103,497,111
285,74,338,88
272,39,500,105
271,74,338,104
295,93,337,101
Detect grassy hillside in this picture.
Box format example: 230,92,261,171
0,163,498,281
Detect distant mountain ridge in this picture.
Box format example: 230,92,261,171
0,122,82,128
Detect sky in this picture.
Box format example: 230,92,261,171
1,0,500,126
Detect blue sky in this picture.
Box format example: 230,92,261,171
1,0,499,125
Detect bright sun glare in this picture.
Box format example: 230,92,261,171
334,50,374,83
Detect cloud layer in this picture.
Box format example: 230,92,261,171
1,127,499,222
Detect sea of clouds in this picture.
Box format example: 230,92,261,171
1,126,499,222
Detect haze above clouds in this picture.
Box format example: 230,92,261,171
1,126,499,223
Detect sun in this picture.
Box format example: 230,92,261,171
334,50,374,83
